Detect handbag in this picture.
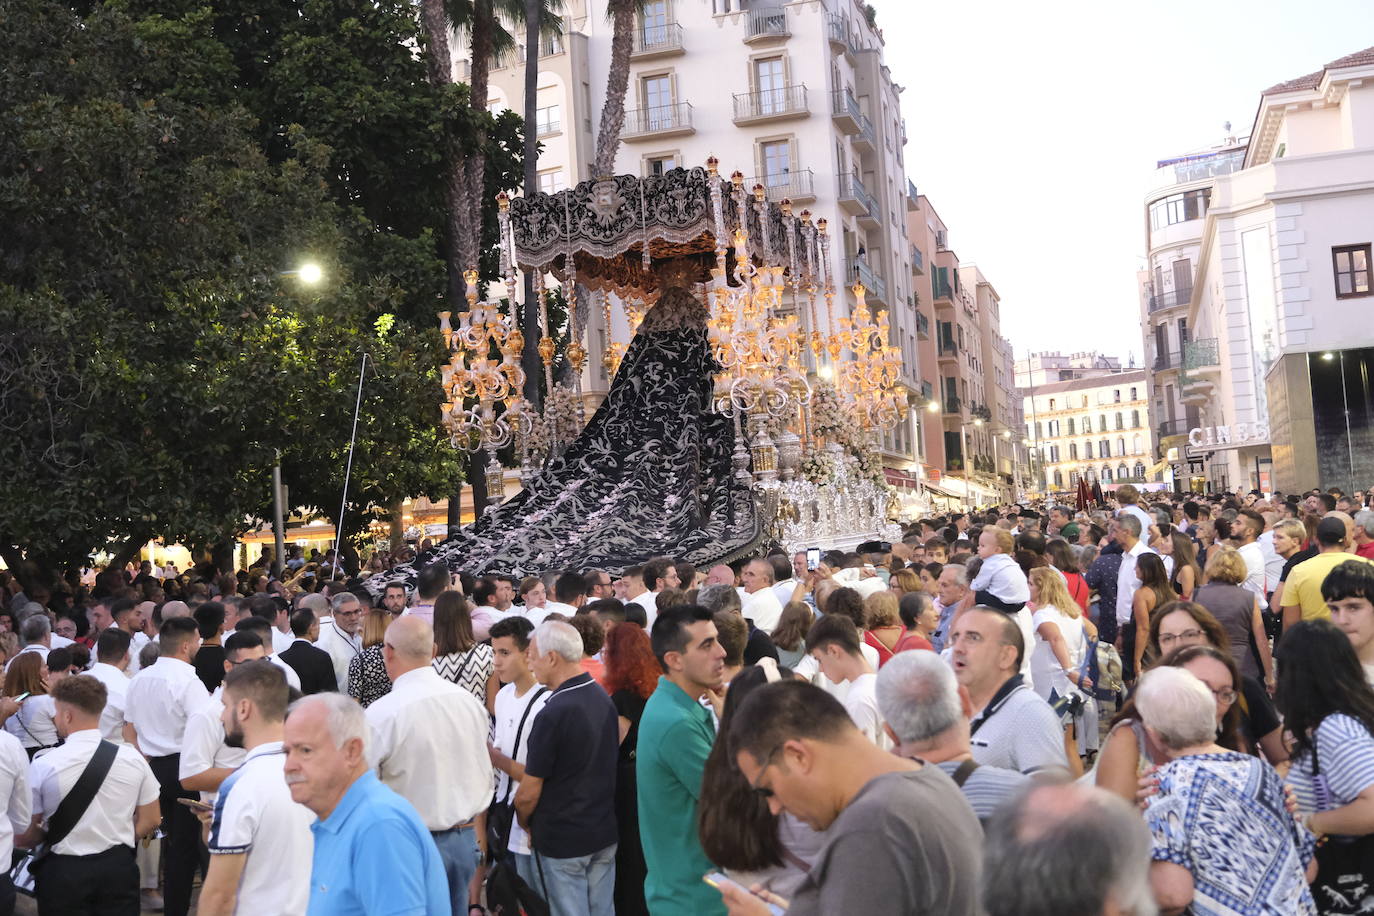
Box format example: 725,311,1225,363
486,687,547,862
486,857,551,916
11,739,119,896
1310,741,1374,915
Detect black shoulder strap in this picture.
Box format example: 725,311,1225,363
46,740,118,849
950,757,980,788
499,688,548,806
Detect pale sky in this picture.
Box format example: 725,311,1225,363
880,0,1374,368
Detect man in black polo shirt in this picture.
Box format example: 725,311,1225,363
515,620,619,916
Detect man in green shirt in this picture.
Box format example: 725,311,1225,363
637,604,727,916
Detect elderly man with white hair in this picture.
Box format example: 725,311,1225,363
1134,666,1316,915
365,615,493,915
284,692,450,913
514,621,619,916
313,591,364,692
875,651,1028,822
982,781,1156,916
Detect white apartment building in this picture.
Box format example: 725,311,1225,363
1013,351,1123,389
1022,371,1156,496
1137,139,1247,493
1185,47,1374,494
468,0,927,474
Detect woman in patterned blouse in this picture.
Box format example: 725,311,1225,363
347,609,394,708
432,591,497,714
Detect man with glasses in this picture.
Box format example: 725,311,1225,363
315,592,364,692
583,569,614,601
716,680,982,915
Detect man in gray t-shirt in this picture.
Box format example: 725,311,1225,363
720,681,982,916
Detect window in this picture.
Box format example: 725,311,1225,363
1081,395,1089,407
1048,420,1060,437
1053,469,1064,489
1102,465,1112,482
1101,439,1111,458
1131,409,1140,429
1114,389,1121,403
1133,434,1143,455
1115,412,1123,430
646,154,679,176
537,169,565,194
1134,461,1146,480
1067,418,1075,435
1117,437,1126,456
1049,398,1056,410
536,105,560,136
1119,462,1129,479
1083,417,1092,434
1178,318,1189,348
1148,188,1211,230
1069,443,1078,460
1333,244,1372,299
1129,387,1138,401
1172,258,1193,302
1084,441,1093,460
1069,470,1080,486
753,57,786,114
641,74,673,127
641,0,669,43
759,140,791,185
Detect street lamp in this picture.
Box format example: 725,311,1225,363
280,262,325,285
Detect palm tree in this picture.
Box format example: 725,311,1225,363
593,0,645,178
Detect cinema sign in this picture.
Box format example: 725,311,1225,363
1187,422,1271,449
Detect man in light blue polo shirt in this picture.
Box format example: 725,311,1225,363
283,692,449,915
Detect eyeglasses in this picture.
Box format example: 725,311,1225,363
746,745,783,799
1210,686,1237,705
1159,629,1205,646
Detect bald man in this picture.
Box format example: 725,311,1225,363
705,564,737,587
364,616,493,915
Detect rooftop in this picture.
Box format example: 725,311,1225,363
1263,45,1374,94
1022,369,1148,396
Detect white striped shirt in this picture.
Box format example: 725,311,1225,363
1286,713,1374,821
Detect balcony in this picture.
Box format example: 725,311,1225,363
826,13,850,50
943,396,963,416
915,310,930,340
1184,337,1219,370
536,119,561,138
632,23,684,59
1152,350,1182,371
910,245,925,275
851,107,877,153
748,169,815,204
835,172,879,223
1148,287,1192,312
744,6,789,42
906,179,919,212
831,89,863,134
846,259,887,306
515,37,566,63
938,340,959,364
933,279,955,303
621,103,694,140
1157,419,1191,441
732,84,809,125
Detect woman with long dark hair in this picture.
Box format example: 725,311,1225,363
769,601,813,670
602,623,659,916
698,664,822,897
1164,530,1202,601
1127,553,1175,681
1278,620,1374,911
432,591,497,713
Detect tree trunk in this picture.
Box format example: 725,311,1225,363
388,497,405,549
461,0,494,274
418,0,471,306
593,2,636,178
521,0,544,406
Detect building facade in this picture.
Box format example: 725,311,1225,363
1014,351,1123,388
1022,371,1156,497
1183,47,1374,494
1137,139,1247,492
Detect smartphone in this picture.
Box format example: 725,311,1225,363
11,693,29,703
703,873,785,915
806,547,821,571
177,798,214,813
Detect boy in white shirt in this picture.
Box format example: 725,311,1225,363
806,615,891,750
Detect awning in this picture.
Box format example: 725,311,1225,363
1146,459,1169,477
883,468,922,489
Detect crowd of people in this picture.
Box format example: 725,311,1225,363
0,482,1373,914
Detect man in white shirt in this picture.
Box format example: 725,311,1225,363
200,659,314,916
739,558,784,632
470,577,519,634
1112,515,1154,682
181,632,265,805
806,614,890,749
0,707,28,910
1114,484,1157,544
314,592,363,693
246,594,293,655
485,617,550,878
231,617,301,691
21,675,161,913
771,554,800,608
1236,509,1270,610
124,616,210,916
618,565,648,609
366,616,493,916
632,557,680,630
1257,512,1286,601
542,571,588,620
112,599,152,675
88,629,134,743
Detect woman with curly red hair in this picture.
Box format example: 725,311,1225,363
603,622,658,916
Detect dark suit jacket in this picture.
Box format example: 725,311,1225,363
279,639,338,695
